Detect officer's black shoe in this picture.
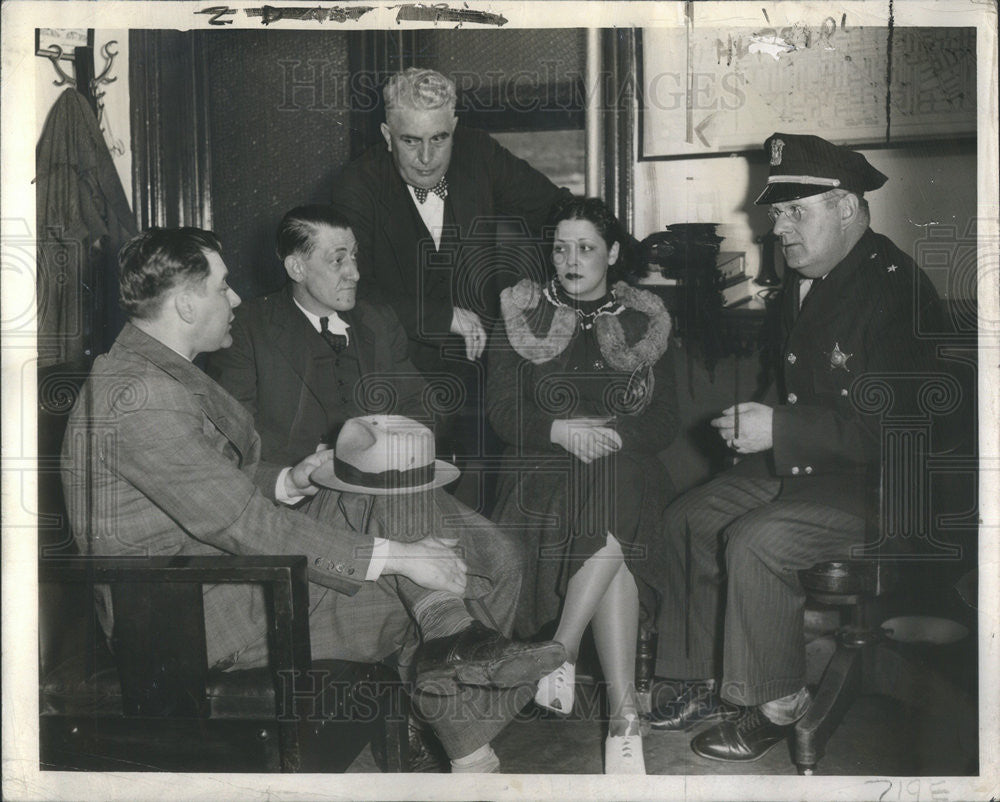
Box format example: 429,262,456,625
690,704,793,762
645,679,738,732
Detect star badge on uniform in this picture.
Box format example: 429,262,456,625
887,264,898,272
828,342,852,371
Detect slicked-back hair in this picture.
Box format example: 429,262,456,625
383,67,456,114
118,227,222,320
275,205,354,261
548,196,637,285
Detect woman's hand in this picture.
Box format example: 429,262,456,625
550,418,623,463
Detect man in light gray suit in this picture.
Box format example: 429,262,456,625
61,226,564,772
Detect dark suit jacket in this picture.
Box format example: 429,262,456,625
61,322,373,665
330,125,570,374
206,286,427,466
731,228,945,517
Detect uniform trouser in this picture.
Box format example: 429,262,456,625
231,487,531,759
654,473,864,707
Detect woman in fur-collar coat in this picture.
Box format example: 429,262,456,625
487,197,680,774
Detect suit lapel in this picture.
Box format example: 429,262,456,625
269,288,343,412
117,323,259,467
375,158,423,288
787,231,872,345
344,307,375,377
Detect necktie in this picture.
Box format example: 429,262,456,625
798,278,814,309
320,316,348,353
412,177,448,204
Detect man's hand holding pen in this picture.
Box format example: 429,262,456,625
711,402,774,454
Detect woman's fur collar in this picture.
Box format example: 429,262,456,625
500,279,672,369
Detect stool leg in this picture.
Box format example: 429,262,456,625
635,628,657,715
794,643,864,773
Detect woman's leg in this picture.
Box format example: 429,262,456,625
552,534,626,662
591,561,640,736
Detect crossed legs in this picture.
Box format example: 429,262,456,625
549,535,641,734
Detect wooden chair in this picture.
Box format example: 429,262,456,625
39,555,408,773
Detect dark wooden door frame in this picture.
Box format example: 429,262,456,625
130,30,213,230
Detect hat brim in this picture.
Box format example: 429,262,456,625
754,183,834,206
312,459,460,496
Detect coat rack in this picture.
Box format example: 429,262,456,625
37,31,123,156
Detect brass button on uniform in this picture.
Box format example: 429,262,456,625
804,466,813,474
791,466,800,475
787,393,798,404
787,353,797,364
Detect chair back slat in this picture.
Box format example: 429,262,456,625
111,581,209,717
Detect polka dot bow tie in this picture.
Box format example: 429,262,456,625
412,177,448,204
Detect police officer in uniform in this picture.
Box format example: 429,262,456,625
646,133,946,761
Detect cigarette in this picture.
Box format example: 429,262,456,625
733,360,740,440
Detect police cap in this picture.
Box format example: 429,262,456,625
754,133,888,205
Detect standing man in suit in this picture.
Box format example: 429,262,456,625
62,227,564,773
646,134,946,761
330,67,570,508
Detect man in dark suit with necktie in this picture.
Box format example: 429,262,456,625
330,68,570,508
645,133,947,762
64,226,564,774
206,206,548,770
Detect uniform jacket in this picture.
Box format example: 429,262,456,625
734,228,945,517
61,323,374,664
206,286,427,467
330,126,570,373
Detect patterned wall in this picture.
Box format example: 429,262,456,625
204,31,352,299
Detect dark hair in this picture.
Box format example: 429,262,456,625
548,196,638,284
276,205,354,260
118,227,222,320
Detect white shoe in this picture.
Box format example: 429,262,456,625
534,661,575,714
604,715,646,774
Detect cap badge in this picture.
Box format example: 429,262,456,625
828,342,852,372
770,138,785,166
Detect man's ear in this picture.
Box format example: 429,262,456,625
380,122,392,151
838,192,860,228
174,290,196,324
284,254,303,282
608,241,621,266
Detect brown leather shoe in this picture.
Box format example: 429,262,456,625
415,622,566,695
690,705,792,762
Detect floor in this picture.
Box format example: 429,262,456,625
347,688,975,777
347,615,979,777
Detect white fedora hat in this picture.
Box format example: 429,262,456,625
312,415,459,496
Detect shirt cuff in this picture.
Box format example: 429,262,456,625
365,537,390,581
274,467,306,505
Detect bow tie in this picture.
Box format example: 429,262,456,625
412,177,448,204
320,316,348,353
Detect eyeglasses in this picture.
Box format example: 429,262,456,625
766,192,839,223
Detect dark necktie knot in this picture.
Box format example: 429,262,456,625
319,316,348,353
412,177,448,204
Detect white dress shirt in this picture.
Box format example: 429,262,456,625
407,185,445,250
